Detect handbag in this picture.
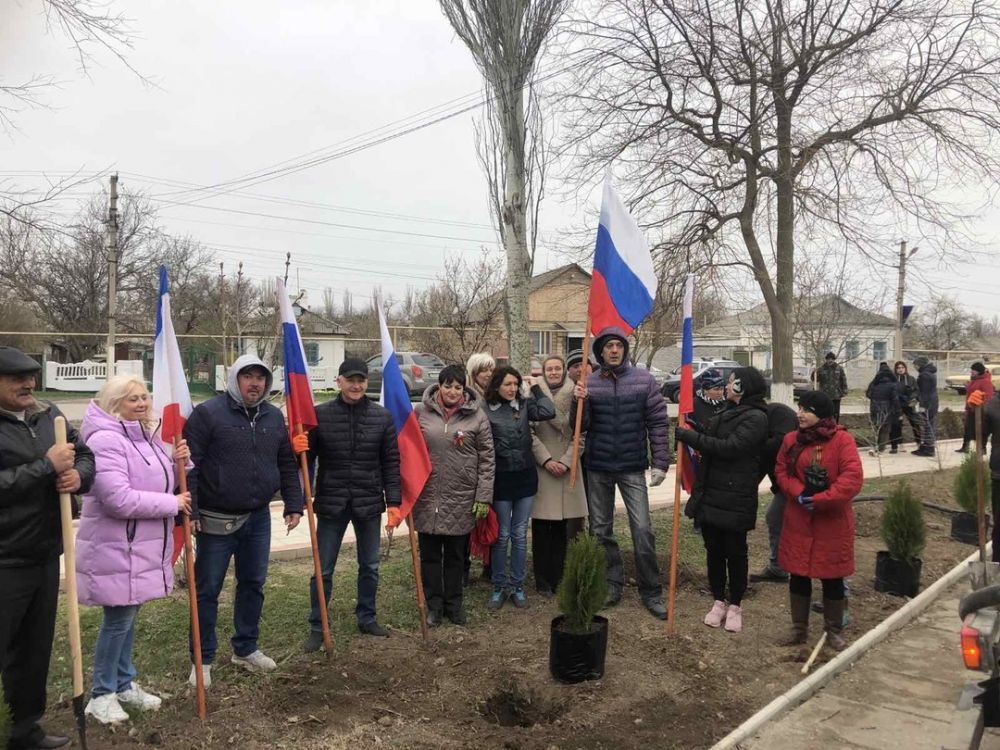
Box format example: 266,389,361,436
802,446,829,497
198,508,250,536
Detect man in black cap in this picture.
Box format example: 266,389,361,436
298,357,401,650
810,352,848,422
0,347,95,749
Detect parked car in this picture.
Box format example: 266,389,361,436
660,358,742,403
365,351,445,399
945,363,1000,395
635,361,667,386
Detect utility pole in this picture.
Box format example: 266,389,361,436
896,240,918,360
235,261,244,359
219,262,228,366
105,174,120,377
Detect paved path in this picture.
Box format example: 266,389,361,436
742,581,1000,750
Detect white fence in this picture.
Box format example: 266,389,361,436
44,360,144,392
214,365,338,393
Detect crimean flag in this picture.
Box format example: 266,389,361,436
275,278,318,439
151,265,194,564
376,296,431,518
588,175,657,336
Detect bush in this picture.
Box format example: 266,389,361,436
954,451,992,515
556,533,608,635
881,480,927,562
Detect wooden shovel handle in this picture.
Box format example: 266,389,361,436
54,416,85,699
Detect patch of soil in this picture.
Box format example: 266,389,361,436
481,683,563,728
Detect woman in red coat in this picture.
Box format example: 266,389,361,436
776,391,863,653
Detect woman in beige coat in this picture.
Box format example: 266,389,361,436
531,356,588,595
413,364,495,626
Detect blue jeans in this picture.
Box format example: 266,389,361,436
491,495,534,589
587,470,663,602
191,506,271,663
309,514,382,630
91,605,140,697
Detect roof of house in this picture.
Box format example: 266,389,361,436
528,263,591,291
698,295,895,337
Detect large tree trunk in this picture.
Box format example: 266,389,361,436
502,82,532,373
770,84,796,406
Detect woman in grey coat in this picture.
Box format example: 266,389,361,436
413,365,495,626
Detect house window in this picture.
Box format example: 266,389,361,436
872,340,887,362
844,340,860,361
529,331,552,356
304,342,320,366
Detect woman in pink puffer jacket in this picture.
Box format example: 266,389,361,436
76,375,192,724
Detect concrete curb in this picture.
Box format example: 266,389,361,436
711,544,986,750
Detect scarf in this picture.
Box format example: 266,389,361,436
697,389,723,407
436,390,465,421
785,417,838,472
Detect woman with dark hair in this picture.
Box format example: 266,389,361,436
675,366,768,633
482,365,555,610
865,362,900,455
412,364,495,626
890,361,921,454
775,390,863,654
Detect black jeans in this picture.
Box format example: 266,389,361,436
890,404,923,449
531,517,586,593
419,533,468,616
831,399,842,423
963,410,977,448
701,523,749,606
789,574,845,600
0,559,59,747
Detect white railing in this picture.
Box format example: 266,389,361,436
214,365,338,393
44,360,144,392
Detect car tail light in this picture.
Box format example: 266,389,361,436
962,624,984,670
412,365,423,379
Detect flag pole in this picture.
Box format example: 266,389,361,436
975,405,987,563
569,315,592,490
297,424,333,654
405,515,429,639
667,414,685,635
174,438,207,719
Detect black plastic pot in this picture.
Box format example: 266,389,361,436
549,615,608,684
951,511,986,545
874,550,922,598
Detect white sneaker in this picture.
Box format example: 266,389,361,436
117,682,162,711
188,663,212,689
84,693,130,724
231,650,277,673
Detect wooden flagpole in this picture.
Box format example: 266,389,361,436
405,516,429,639
667,414,685,635
975,405,988,563
297,425,333,654
569,316,592,490
174,438,207,719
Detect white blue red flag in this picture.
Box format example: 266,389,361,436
152,265,193,445
588,176,657,335
678,274,697,494
377,297,431,518
275,278,318,438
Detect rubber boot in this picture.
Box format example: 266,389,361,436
823,598,848,652
777,593,810,647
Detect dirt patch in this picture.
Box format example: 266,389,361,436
480,682,563,728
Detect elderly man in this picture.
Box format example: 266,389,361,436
184,354,303,688
572,328,671,619
0,347,95,750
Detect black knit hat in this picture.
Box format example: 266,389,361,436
799,390,834,419
825,351,836,361
566,349,584,368
0,347,41,375
972,362,986,375
698,368,726,390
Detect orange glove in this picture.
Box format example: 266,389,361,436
969,391,988,408
291,434,309,455
385,507,404,530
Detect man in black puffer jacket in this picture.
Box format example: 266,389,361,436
302,358,401,648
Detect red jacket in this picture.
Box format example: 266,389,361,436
776,427,864,579
967,371,995,411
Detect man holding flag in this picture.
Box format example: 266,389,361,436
298,357,402,648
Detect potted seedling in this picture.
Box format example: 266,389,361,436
875,480,926,597
550,533,609,684
952,452,993,545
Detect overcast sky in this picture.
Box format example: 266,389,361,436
1,1,997,322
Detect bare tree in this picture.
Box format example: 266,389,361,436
908,294,975,351
439,0,568,372
563,0,1000,402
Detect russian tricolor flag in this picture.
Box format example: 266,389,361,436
151,265,194,563
678,274,697,494
588,176,657,335
276,278,318,438
376,297,431,518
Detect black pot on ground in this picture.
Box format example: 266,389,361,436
874,550,922,598
549,615,608,684
951,511,987,545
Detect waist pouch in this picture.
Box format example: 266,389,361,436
198,508,250,536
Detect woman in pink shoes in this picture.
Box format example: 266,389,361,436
675,367,769,633
775,390,863,654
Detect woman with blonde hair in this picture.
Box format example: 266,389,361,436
76,375,192,724
466,352,496,399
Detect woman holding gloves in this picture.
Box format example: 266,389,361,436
76,375,191,724
775,390,863,654
675,367,769,633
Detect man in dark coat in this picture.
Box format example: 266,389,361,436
865,362,900,454
811,352,848,422
184,354,304,687
911,355,938,457
301,357,401,648
572,327,671,619
0,347,95,750
749,400,798,583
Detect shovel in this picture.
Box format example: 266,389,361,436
54,416,87,749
